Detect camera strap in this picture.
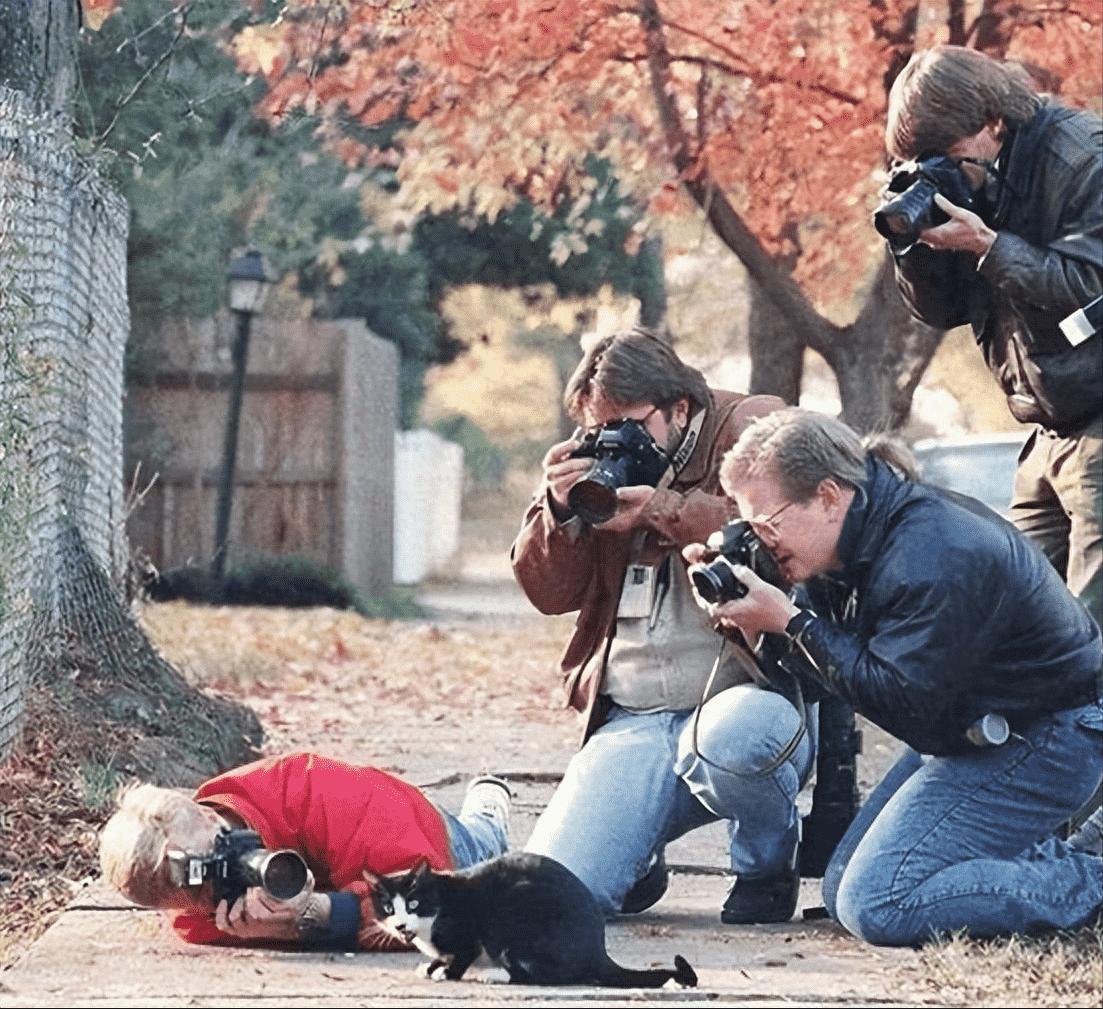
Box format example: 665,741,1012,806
688,637,807,779
663,408,707,486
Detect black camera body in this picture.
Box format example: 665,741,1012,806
567,418,672,525
166,828,310,907
873,154,979,252
687,520,786,604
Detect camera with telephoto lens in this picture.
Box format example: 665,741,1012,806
566,418,672,525
687,519,787,605
166,828,310,907
873,154,979,253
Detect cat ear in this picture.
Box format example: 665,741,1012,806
362,868,382,891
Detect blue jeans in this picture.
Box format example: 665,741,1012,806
822,701,1103,946
439,808,509,869
524,684,815,915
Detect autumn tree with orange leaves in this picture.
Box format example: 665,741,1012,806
232,0,1101,429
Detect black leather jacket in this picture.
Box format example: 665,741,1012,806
893,101,1103,435
774,459,1101,756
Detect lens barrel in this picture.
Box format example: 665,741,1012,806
688,558,748,605
874,178,941,245
238,848,310,901
567,457,633,524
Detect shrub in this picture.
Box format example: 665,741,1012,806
145,555,424,619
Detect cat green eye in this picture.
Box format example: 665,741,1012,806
408,899,419,910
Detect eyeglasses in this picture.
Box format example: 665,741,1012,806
745,499,796,541
582,404,660,437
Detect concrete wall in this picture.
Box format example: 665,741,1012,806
393,430,464,585
126,317,397,595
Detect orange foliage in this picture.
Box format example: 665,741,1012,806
81,0,121,31
234,1,1103,300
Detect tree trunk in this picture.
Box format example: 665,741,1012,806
748,241,804,404
639,0,947,433
748,277,804,405
634,233,669,332
825,255,946,431
0,0,79,112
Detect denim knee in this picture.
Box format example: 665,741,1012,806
833,869,922,947
694,685,805,775
821,845,847,921
674,686,809,818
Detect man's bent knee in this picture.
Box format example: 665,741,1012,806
688,685,805,776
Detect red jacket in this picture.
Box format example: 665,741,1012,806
171,753,453,949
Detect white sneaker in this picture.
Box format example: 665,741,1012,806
461,774,512,843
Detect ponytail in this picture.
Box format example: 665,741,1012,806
862,433,919,482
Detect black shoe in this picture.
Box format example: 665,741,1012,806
620,853,669,914
721,864,800,924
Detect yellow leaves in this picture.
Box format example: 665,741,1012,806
233,24,286,79
549,230,588,266
81,0,119,31
622,224,647,257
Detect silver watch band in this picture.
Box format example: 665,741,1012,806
295,893,328,941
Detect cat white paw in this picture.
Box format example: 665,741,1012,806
479,967,511,984
416,961,449,981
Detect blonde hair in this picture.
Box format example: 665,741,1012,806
719,408,916,501
99,784,209,908
886,46,1041,160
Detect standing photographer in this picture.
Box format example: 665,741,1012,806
883,45,1102,627
98,752,510,949
699,408,1102,945
512,328,808,924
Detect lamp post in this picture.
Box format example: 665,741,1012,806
212,249,274,580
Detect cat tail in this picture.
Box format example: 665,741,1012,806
594,953,698,989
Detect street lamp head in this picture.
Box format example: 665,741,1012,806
227,249,274,314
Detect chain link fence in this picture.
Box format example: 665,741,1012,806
0,87,259,770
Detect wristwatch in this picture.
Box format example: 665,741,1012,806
295,893,329,942
783,608,817,649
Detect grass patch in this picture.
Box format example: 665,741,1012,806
916,925,1103,1007
78,759,121,812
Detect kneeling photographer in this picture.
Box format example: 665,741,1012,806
99,752,511,949
879,45,1102,628
512,328,816,925
691,407,1102,946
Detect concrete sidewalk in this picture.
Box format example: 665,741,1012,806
3,772,931,1008
2,873,928,1008
1,582,936,1007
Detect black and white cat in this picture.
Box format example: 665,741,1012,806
370,852,697,988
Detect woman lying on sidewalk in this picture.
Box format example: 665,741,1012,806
99,752,511,950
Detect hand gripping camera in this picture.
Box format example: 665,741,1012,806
873,154,979,253
166,828,310,906
689,521,862,880
567,418,672,525
687,519,787,604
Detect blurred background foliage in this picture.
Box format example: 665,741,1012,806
74,0,661,426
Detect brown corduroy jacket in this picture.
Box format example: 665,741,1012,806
510,390,785,744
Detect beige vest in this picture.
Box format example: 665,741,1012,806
603,557,745,712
